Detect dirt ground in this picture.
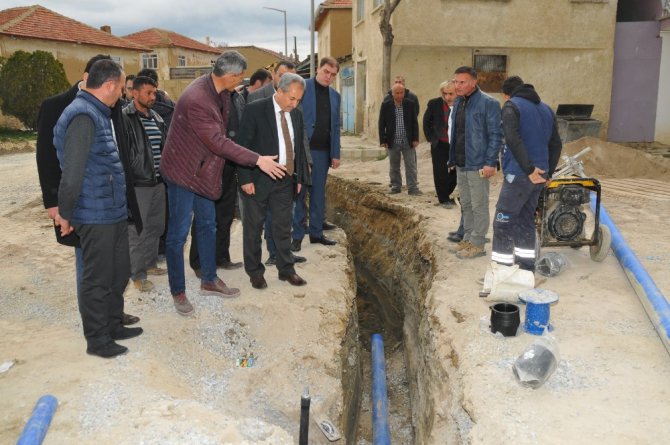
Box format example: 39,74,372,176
1,136,670,444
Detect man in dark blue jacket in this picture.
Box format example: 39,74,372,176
55,60,143,358
491,76,562,272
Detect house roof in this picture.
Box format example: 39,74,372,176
221,45,293,62
123,28,221,55
0,5,149,51
315,0,352,30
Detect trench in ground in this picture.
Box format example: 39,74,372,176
328,177,443,444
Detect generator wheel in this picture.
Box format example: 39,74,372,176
590,225,611,262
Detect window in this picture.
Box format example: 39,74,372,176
356,0,365,22
111,55,123,67
141,53,158,69
473,53,507,93
178,55,186,67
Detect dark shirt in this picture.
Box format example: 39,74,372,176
310,80,331,151
453,95,469,167
440,101,450,142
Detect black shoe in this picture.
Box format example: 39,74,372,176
447,233,463,243
122,312,140,326
250,275,268,289
291,253,307,263
278,273,307,286
265,255,277,266
218,260,243,270
389,189,401,194
322,221,337,231
87,341,128,358
290,238,302,252
111,327,144,341
309,235,336,246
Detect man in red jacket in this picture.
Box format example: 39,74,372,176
160,51,286,316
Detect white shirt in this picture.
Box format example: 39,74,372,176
272,95,294,166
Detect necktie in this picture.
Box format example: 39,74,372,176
280,111,294,176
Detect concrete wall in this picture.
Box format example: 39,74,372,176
0,36,142,84
352,0,617,139
656,30,670,143
608,21,662,142
152,47,218,99
318,9,353,60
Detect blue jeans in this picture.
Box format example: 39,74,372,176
293,150,330,239
165,180,217,295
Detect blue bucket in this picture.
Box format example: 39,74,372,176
519,289,559,336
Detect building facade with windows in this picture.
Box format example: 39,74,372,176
351,0,618,138
122,28,221,98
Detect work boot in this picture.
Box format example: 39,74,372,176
456,244,486,259
449,240,472,253
133,279,155,292
146,267,167,276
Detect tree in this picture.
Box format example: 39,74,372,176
379,0,402,94
0,50,70,129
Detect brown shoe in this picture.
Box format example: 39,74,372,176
146,267,167,276
133,279,155,292
450,240,472,253
456,244,486,259
172,292,194,316
278,273,307,286
250,275,268,289
200,278,241,298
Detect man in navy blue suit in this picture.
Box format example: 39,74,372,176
291,57,341,251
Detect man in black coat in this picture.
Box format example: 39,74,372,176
36,54,141,325
423,80,458,208
237,73,310,290
379,84,421,195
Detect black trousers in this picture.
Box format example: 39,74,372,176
74,221,130,349
189,162,237,270
241,176,296,278
431,140,457,203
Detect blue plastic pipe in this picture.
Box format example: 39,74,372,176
16,395,58,445
591,195,670,356
371,333,391,445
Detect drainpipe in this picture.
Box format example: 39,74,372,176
371,333,391,445
16,395,58,445
590,195,670,356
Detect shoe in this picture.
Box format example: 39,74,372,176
146,267,167,276
408,189,423,196
447,233,463,243
278,273,307,286
441,199,455,209
218,260,243,270
133,279,155,293
193,269,202,279
250,275,268,289
265,255,277,266
292,253,307,263
322,221,337,231
309,236,337,246
121,312,140,326
456,244,486,259
200,278,241,298
290,238,302,252
111,326,144,341
86,341,128,358
450,240,472,253
172,292,194,316
389,189,401,194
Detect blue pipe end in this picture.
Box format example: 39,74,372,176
371,334,391,445
16,394,58,445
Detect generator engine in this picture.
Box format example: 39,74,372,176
544,184,590,242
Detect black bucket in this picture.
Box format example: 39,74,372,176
490,303,520,337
